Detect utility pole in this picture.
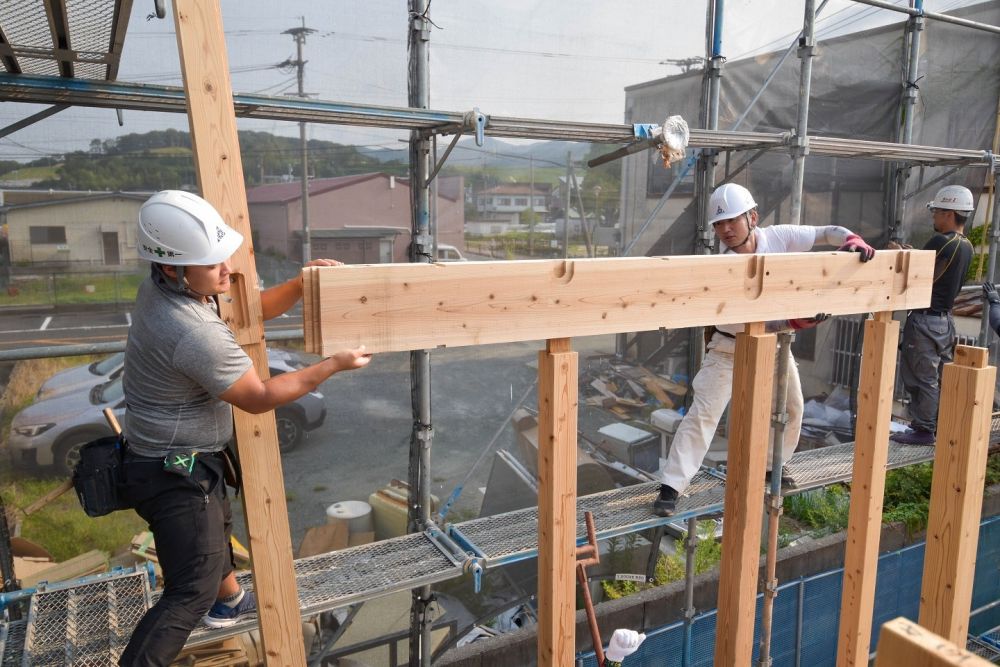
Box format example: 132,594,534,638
563,151,572,258
281,18,316,265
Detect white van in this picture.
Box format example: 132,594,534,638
436,244,467,262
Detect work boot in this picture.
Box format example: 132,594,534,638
890,429,935,446
765,465,796,489
652,484,679,517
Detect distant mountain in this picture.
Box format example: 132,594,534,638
361,138,592,169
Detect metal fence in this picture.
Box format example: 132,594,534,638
578,515,1000,666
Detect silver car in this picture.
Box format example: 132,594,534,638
8,349,326,474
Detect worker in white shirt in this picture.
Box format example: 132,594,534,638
652,183,876,516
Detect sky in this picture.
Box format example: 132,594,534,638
0,0,985,163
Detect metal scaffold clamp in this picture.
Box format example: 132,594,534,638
788,131,810,158
463,107,487,147
464,558,485,593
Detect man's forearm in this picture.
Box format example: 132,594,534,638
260,276,302,321
239,358,338,413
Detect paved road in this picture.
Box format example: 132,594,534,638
0,306,303,351
231,336,617,547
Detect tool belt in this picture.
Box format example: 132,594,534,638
73,435,132,517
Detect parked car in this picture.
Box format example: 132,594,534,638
8,349,325,474
436,244,467,262
37,352,125,400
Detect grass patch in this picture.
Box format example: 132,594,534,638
784,484,851,535
1,477,145,562
601,521,722,601
0,272,144,307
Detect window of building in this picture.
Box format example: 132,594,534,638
514,197,528,207
29,226,67,244
498,197,511,206
335,241,351,251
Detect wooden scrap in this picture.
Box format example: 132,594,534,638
298,521,349,558
21,549,108,588
641,378,674,408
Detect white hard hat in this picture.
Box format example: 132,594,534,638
927,185,974,213
137,190,243,265
708,183,757,225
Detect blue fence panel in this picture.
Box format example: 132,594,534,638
576,517,1000,666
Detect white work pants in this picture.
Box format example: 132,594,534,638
656,335,803,494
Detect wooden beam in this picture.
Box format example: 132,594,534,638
873,618,993,667
172,1,306,664
837,311,900,666
714,323,776,666
302,250,932,355
918,345,996,644
536,338,578,667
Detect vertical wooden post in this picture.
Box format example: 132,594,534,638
918,345,996,644
537,338,578,667
873,618,994,667
173,1,306,664
714,322,776,666
837,311,899,666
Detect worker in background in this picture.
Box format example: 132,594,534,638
652,183,876,516
119,191,371,666
982,282,1000,334
889,185,974,446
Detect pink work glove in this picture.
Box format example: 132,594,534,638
838,234,875,262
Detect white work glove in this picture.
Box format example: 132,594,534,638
605,629,647,663
658,115,689,168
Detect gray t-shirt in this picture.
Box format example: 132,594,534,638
123,274,253,457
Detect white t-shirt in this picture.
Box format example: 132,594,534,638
716,224,852,336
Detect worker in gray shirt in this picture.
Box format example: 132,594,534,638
119,191,370,666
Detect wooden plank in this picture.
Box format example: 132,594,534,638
714,323,776,666
172,1,306,664
536,338,578,667
873,618,993,667
918,345,996,644
837,311,899,666
303,251,932,355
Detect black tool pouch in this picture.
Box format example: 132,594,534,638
73,436,131,517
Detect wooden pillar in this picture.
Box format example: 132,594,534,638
714,322,776,666
918,345,996,644
873,618,993,667
173,1,306,664
537,338,578,667
837,311,899,666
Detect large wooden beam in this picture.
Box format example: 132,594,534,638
302,251,932,355
873,618,993,667
919,346,996,644
714,322,776,666
173,1,306,664
837,311,900,666
536,338,578,667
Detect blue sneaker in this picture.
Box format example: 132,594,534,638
203,590,256,628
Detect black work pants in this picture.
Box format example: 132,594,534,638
118,452,234,667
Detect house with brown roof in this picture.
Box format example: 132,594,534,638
247,173,465,263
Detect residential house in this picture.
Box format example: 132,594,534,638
247,173,465,263
474,183,550,224
0,190,149,270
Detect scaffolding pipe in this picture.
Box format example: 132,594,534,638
759,333,792,666
790,0,817,225
980,170,1000,348
847,0,1000,36
681,515,698,666
406,2,433,665
890,2,925,244
688,0,725,403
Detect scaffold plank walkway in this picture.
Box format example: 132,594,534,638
0,440,945,664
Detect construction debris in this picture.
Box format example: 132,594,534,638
581,359,688,421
